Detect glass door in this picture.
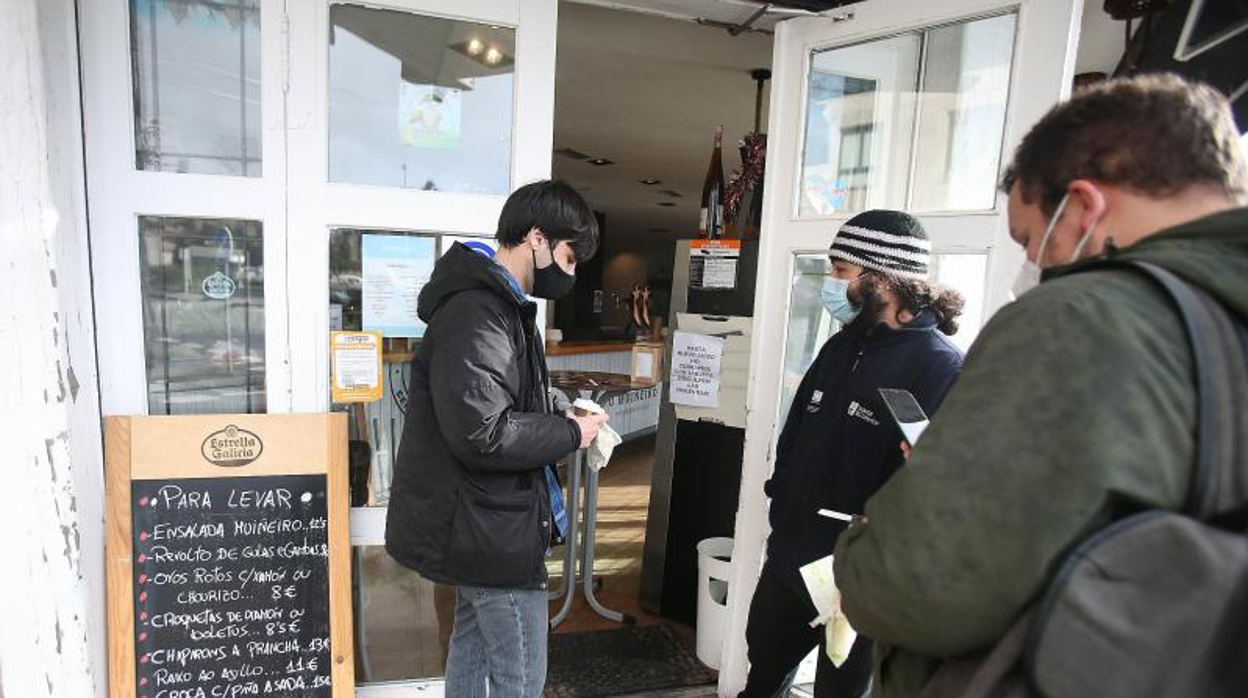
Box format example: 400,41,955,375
81,0,559,694
284,1,558,694
719,0,1083,693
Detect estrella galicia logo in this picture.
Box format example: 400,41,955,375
202,270,237,300
847,400,880,426
201,425,263,467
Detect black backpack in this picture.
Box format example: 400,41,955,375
920,260,1248,698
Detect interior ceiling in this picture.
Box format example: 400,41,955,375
555,1,777,253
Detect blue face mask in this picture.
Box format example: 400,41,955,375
821,276,861,324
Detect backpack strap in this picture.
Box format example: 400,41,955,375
1098,260,1248,520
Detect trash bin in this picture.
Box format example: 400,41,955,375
696,537,734,669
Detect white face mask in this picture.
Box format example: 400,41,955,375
1010,193,1098,300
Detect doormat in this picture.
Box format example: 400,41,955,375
545,624,716,697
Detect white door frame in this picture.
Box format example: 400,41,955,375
81,0,292,417
720,1,1083,694
82,1,559,694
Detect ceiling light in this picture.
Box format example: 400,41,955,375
659,189,682,198
657,202,676,207
485,47,503,65
639,178,661,185
588,158,614,166
467,38,484,55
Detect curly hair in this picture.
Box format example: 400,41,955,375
1000,73,1247,216
859,273,966,336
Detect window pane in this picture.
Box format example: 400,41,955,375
800,35,920,217
130,0,261,176
930,252,988,352
910,14,1017,212
330,229,440,509
779,253,838,420
329,5,515,194
353,546,453,682
139,216,265,414
799,13,1017,217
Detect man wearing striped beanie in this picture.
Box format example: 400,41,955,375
739,210,966,698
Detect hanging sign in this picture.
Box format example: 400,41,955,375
689,240,741,291
331,331,383,404
105,414,354,698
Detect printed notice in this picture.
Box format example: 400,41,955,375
689,240,741,291
130,474,332,696
362,234,436,338
669,331,724,409
331,331,382,404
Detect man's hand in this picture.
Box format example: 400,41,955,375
574,413,609,449
900,441,912,461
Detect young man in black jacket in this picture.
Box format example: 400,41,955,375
739,210,965,698
386,180,607,698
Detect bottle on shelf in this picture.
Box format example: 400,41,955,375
699,125,725,240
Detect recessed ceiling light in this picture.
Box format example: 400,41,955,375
588,158,614,166
639,178,662,185
659,189,682,198
656,202,676,207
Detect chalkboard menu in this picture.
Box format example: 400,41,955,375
131,475,331,696
106,414,352,698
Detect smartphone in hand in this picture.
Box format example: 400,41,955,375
878,388,929,448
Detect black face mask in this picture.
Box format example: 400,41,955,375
531,243,576,300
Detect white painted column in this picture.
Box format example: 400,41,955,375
0,0,106,695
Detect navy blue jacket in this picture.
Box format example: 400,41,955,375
765,310,964,601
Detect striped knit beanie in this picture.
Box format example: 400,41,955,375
829,210,930,280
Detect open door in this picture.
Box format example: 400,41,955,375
722,0,1083,692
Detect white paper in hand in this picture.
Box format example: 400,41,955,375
798,554,858,667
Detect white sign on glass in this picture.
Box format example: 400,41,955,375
362,234,436,338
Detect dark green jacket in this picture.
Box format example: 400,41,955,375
834,207,1248,698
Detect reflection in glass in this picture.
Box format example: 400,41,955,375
799,12,1016,217
139,216,265,414
130,0,261,176
910,14,1017,212
329,5,515,194
779,254,838,420
352,546,453,683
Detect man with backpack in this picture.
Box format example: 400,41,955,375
833,73,1248,697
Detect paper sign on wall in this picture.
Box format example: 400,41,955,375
670,331,725,408
689,240,741,291
331,331,383,403
362,234,436,337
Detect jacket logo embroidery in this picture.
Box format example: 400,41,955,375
847,400,880,426
807,390,824,413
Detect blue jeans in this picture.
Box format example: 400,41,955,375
445,585,549,698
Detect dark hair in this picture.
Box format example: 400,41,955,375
857,273,965,336
496,180,600,262
1000,73,1247,216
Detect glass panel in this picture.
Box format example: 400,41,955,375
130,0,262,176
930,252,989,352
352,546,453,682
800,35,920,217
329,5,515,194
139,216,265,414
799,12,1017,217
330,229,441,508
909,14,1017,211
779,253,839,420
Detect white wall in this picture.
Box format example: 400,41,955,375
0,0,106,695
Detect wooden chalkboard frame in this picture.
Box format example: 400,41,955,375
105,413,353,697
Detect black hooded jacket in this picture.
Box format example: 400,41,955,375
385,243,580,589
765,311,964,602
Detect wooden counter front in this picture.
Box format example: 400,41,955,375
545,341,637,357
